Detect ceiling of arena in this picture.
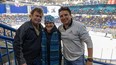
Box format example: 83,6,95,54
1,0,108,6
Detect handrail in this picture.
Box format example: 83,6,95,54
0,23,16,32
0,35,14,41
0,47,12,49
2,51,14,57
0,23,17,65
84,58,114,65
93,60,114,65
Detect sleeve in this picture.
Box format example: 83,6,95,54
13,27,26,65
79,24,93,48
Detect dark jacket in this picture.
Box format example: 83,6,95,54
41,26,62,65
13,21,43,65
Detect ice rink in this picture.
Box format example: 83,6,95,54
85,31,116,60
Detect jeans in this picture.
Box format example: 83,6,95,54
64,55,85,65
27,57,41,65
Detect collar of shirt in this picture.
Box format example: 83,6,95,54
32,22,40,36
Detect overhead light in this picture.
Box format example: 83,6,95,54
15,0,19,3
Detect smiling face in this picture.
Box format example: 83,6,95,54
45,22,54,32
59,10,72,26
30,8,43,26
30,11,43,25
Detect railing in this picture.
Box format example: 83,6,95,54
0,23,115,65
93,60,114,65
0,23,17,65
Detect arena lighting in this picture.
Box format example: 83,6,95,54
73,1,77,4
14,0,20,7
25,0,28,2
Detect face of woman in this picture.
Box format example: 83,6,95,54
45,22,54,32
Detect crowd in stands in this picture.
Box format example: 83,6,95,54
0,13,116,38
0,14,115,29
74,15,116,28
0,27,15,38
69,5,116,15
0,14,28,39
71,8,116,15
0,14,115,28
0,14,30,26
73,15,116,38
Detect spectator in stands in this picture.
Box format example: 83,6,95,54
58,7,93,65
13,8,43,65
0,28,2,35
41,15,62,65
